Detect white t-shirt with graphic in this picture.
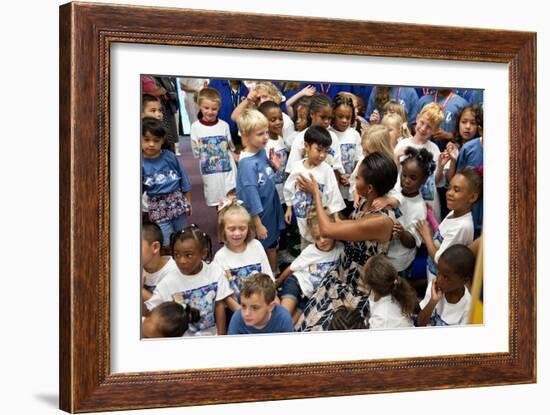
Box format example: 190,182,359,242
213,239,273,301
426,211,474,282
145,261,233,336
329,127,361,200
265,135,288,204
190,119,237,206
394,137,442,222
291,242,343,298
420,281,471,326
142,256,179,293
368,292,414,329
386,193,427,272
284,160,346,242
285,128,344,174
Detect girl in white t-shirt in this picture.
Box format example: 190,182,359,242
362,254,417,329
213,201,273,311
329,94,362,205
416,168,482,283
145,225,233,336
386,147,434,274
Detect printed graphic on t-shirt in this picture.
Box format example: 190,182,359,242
272,148,288,184
340,143,357,174
427,230,444,275
327,147,335,167
308,259,338,289
143,169,180,188
431,310,449,326
420,173,436,202
198,136,232,175
226,263,262,300
172,282,218,333
293,183,325,218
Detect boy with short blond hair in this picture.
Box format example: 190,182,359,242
236,110,286,273
227,273,294,334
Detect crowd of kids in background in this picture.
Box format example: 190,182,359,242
141,76,484,338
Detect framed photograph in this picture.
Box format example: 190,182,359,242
59,2,536,412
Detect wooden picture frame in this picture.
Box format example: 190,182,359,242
59,2,536,412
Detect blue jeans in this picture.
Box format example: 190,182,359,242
157,214,187,246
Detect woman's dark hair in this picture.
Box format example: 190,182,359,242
258,100,281,116
152,301,201,337
401,146,435,179
455,167,483,201
141,117,166,138
328,306,366,330
358,152,398,196
307,93,332,126
454,104,483,145
362,255,418,317
331,94,356,126
170,224,213,262
304,125,332,148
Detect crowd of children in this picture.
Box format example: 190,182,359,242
140,78,484,337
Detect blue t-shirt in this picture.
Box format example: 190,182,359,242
228,304,294,335
456,89,484,106
236,150,285,249
208,80,249,136
366,86,419,123
142,150,192,196
456,138,483,237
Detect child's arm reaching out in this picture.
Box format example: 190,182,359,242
416,280,443,327
275,265,293,288
215,300,227,335
415,219,438,261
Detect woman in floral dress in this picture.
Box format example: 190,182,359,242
295,152,398,331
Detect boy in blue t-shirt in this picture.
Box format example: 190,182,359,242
228,273,293,335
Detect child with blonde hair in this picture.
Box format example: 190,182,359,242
190,87,237,207
236,110,286,273
381,112,411,148
213,201,273,311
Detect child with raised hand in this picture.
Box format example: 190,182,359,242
284,126,346,246
142,118,192,246
190,87,237,208
145,225,233,336
393,102,445,222
415,168,480,284
285,93,344,175
141,222,180,302
231,81,295,146
381,112,411,149
228,273,294,335
386,147,434,276
142,301,201,338
258,100,288,204
285,84,317,119
276,208,344,323
286,95,312,149
329,94,362,205
417,244,475,326
213,200,273,311
236,110,286,273
362,254,417,329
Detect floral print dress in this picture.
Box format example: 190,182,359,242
295,199,394,331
